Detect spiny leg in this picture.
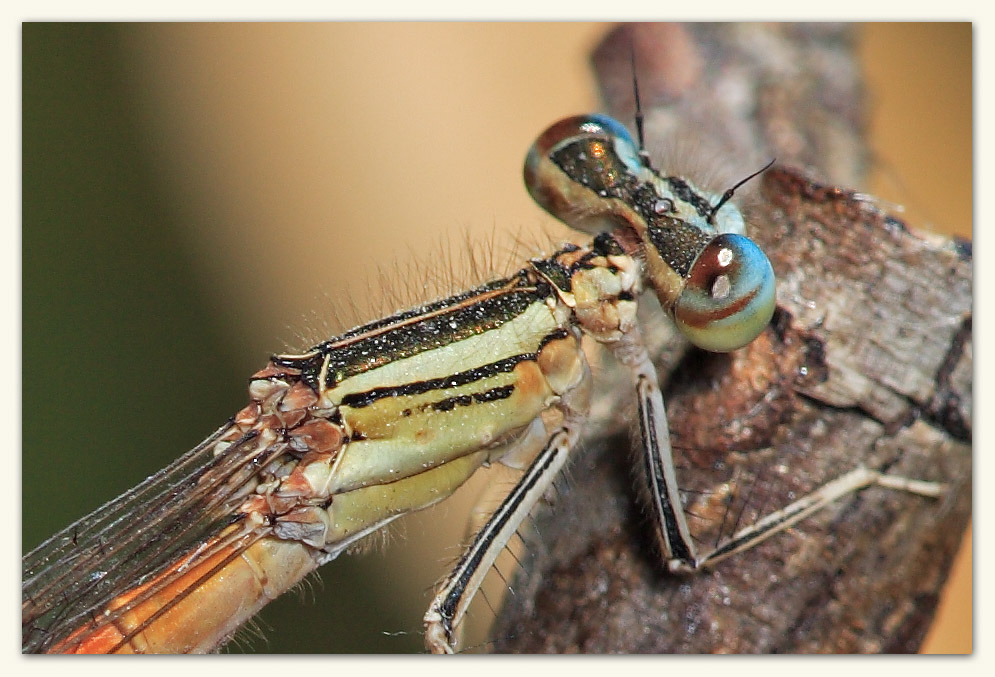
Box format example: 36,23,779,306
685,465,946,572
609,327,699,570
423,373,591,654
617,328,946,573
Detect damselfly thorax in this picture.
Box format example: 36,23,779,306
22,114,943,654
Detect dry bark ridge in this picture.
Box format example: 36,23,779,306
490,23,972,654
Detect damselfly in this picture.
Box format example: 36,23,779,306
23,93,947,653
22,24,608,653
22,25,962,654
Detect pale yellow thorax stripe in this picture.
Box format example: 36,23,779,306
322,360,556,495
321,299,558,405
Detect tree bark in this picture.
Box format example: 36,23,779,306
491,23,972,654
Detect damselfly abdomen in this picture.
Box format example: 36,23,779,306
21,23,964,652
23,109,946,653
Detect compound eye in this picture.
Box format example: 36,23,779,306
524,114,643,234
673,233,776,352
528,114,641,172
582,114,642,172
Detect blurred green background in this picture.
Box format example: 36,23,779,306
22,23,970,653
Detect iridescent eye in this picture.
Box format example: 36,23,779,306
673,233,776,352
583,114,642,173
523,114,643,235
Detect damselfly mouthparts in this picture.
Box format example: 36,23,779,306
22,106,945,654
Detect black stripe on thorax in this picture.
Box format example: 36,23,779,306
340,328,570,409
341,355,528,409
272,274,554,391
429,384,516,413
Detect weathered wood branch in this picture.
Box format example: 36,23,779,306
491,23,972,654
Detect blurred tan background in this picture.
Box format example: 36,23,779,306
23,23,970,653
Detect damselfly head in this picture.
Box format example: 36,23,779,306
524,114,775,353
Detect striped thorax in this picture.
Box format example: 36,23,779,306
233,231,651,561
32,111,943,657
27,112,777,654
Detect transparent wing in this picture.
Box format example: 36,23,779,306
22,420,283,653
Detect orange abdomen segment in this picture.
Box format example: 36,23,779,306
52,536,319,654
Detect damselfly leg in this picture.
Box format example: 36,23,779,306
23,109,947,655
420,114,946,653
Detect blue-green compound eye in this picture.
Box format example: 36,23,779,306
583,114,643,173
673,233,776,353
